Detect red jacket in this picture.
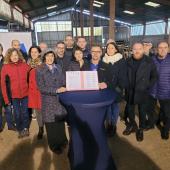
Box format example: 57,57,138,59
1,61,30,104
28,68,41,109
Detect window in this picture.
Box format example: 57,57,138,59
131,24,144,36
35,21,72,32
146,20,165,35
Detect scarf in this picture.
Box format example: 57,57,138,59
103,53,123,65
28,57,42,68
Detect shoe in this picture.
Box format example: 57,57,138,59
37,127,44,140
8,126,17,131
23,128,30,137
161,127,169,140
18,131,24,139
0,128,3,133
53,148,63,155
136,129,144,142
123,125,137,136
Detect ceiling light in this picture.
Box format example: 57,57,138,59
145,1,160,7
46,5,57,10
123,10,135,15
93,3,101,8
94,1,104,5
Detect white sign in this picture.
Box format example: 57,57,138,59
66,71,99,91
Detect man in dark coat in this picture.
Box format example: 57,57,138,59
83,44,111,89
77,36,91,61
123,42,158,142
64,35,75,58
55,41,72,73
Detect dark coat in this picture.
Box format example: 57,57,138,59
83,60,112,87
67,59,89,71
125,55,158,104
55,54,72,73
150,54,170,99
36,64,66,123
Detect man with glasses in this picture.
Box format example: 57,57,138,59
54,41,72,73
84,44,111,89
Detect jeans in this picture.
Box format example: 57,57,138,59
107,102,120,126
12,97,29,131
0,105,14,129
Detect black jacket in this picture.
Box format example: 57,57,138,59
55,54,72,73
125,55,158,104
83,60,112,87
67,59,89,71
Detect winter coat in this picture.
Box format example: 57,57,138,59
36,64,66,123
1,61,30,104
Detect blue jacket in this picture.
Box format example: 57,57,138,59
150,54,170,100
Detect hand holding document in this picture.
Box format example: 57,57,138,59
66,71,99,91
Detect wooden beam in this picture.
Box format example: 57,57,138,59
109,0,115,40
90,0,94,47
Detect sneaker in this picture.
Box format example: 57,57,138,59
161,127,169,140
18,131,24,139
23,128,30,137
123,125,137,136
136,129,144,142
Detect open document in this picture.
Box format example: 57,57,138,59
66,71,99,91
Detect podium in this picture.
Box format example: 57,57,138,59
59,89,117,170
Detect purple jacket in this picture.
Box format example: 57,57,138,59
150,54,170,99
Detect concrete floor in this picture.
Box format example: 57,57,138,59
0,115,170,170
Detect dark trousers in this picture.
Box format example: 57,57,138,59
45,120,67,152
126,103,147,129
0,105,14,129
12,97,29,131
146,96,157,127
159,99,170,132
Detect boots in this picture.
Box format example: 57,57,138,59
37,127,44,140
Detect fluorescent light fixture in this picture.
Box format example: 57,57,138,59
48,11,57,16
76,0,80,5
15,6,22,12
93,3,101,7
94,1,104,5
46,5,57,10
145,1,160,7
123,10,135,15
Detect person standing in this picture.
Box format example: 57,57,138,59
123,42,157,142
11,40,28,61
28,46,44,140
64,35,75,58
150,41,170,140
36,49,68,154
68,47,88,71
1,48,30,138
76,36,91,60
103,42,126,136
55,41,71,73
0,44,15,132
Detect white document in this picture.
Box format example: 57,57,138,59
66,71,99,91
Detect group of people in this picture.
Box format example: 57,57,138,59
0,35,170,154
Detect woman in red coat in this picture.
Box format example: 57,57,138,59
1,48,30,138
27,46,43,139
